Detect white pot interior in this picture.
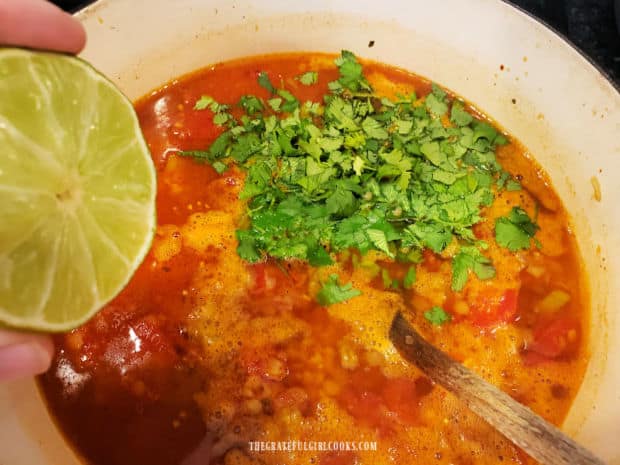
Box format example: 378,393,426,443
1,0,618,463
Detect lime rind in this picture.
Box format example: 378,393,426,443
0,48,156,331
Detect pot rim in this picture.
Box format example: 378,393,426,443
498,0,620,93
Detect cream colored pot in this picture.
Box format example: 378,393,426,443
1,0,619,463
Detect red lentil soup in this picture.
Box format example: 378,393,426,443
39,53,589,465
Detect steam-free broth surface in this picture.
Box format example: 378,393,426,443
39,53,589,465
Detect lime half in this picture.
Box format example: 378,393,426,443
0,48,156,331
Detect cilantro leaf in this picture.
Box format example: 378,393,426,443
194,95,215,110
213,112,229,125
316,274,362,305
506,179,522,191
239,161,272,199
194,95,229,115
258,71,276,93
403,223,452,254
450,101,473,127
431,83,447,100
239,95,264,114
424,306,451,325
212,161,227,174
366,229,393,257
326,185,357,217
236,230,261,262
268,98,282,112
473,121,500,144
495,207,539,252
451,246,496,292
362,117,389,140
231,133,262,162
403,266,416,288
425,93,448,117
420,142,447,166
332,50,372,93
179,131,231,163
277,89,299,112
298,71,318,85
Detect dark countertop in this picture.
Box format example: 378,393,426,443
54,0,620,85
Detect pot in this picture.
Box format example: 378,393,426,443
1,0,618,463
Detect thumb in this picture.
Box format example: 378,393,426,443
0,330,54,382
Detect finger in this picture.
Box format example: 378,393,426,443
0,0,86,54
0,336,53,382
0,327,47,346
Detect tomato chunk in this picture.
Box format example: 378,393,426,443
338,367,422,434
469,288,518,327
250,263,276,295
525,317,580,362
381,378,420,424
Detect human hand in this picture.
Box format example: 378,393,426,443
0,0,86,382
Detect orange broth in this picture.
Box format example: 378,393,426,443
39,53,589,465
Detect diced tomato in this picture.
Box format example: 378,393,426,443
469,288,519,327
337,367,422,434
381,378,419,424
339,387,386,431
525,317,580,362
250,263,276,295
319,451,358,465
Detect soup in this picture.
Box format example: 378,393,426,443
39,52,589,465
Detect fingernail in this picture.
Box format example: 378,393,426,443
0,340,54,383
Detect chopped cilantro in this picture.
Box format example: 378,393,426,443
213,112,229,125
277,89,299,112
239,95,264,114
298,71,318,85
451,246,496,292
258,71,276,94
495,207,540,252
194,95,229,114
424,306,451,325
450,101,473,127
268,97,282,112
362,117,389,140
194,94,232,126
194,95,215,110
331,50,371,93
425,93,448,117
212,161,227,174
403,266,416,288
182,51,513,290
506,179,522,191
236,230,261,262
316,274,362,305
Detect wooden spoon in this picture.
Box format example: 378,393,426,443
389,312,606,465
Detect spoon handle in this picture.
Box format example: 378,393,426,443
389,312,606,465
